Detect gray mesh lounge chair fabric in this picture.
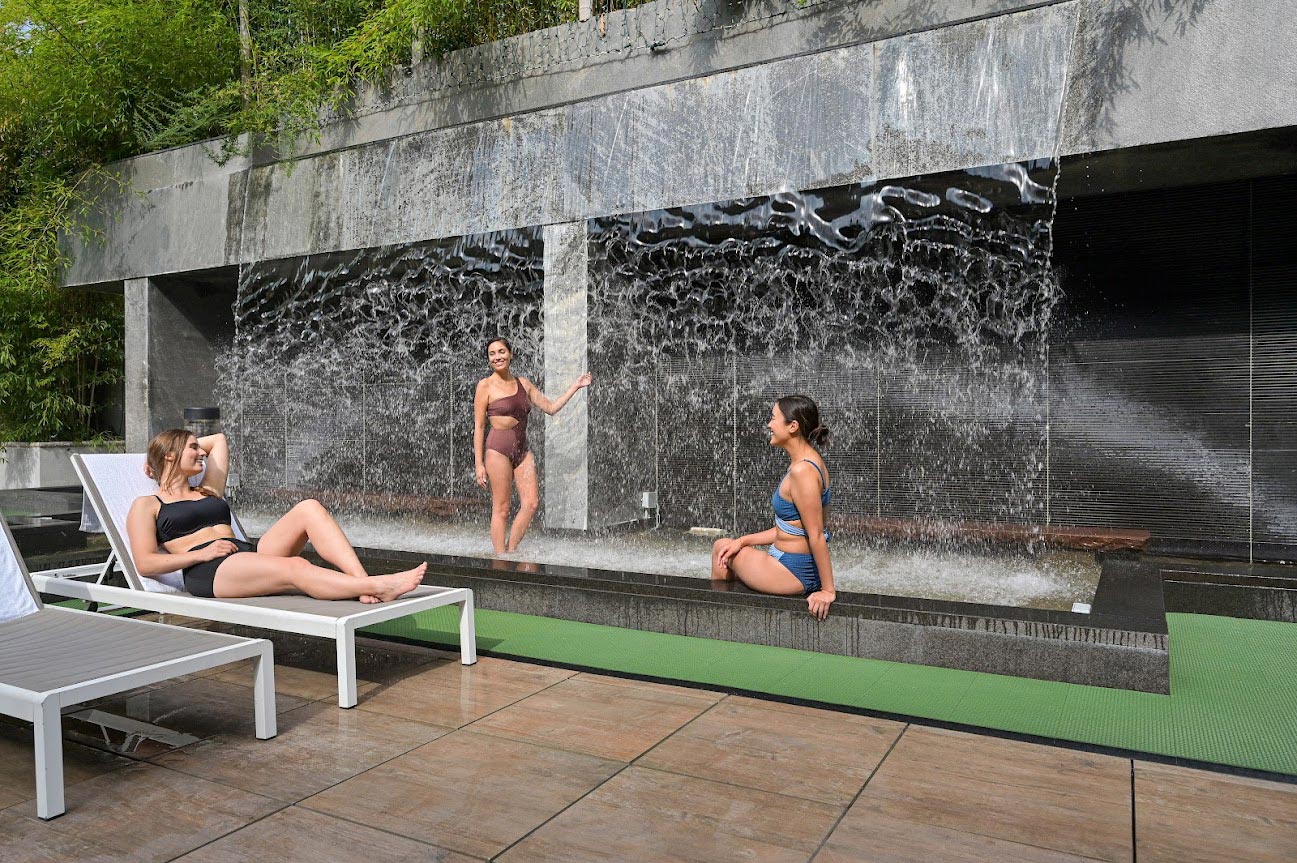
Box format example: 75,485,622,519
33,453,477,708
0,518,276,819
0,609,254,691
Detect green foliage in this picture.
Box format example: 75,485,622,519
0,0,651,440
0,0,238,440
0,282,124,443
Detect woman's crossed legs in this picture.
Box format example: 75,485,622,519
211,499,426,602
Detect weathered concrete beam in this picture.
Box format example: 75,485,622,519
59,0,1297,288
349,546,1172,694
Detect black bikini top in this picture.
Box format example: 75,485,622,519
154,495,232,544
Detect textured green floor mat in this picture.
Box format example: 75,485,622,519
362,609,1297,776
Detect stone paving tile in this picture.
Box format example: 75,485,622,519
819,809,1105,861
357,655,576,728
6,762,283,863
0,722,131,809
469,672,722,761
150,698,452,802
8,640,1297,863
300,729,621,859
88,674,309,730
208,660,380,703
638,695,905,805
75,675,311,759
134,612,226,631
855,725,1133,863
0,810,144,863
172,805,481,863
498,765,842,863
206,635,451,704
1134,761,1297,863
815,808,1106,863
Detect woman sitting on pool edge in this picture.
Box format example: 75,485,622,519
125,429,427,602
711,395,836,620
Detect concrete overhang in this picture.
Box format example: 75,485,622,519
56,0,1297,288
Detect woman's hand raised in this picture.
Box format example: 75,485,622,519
573,372,593,389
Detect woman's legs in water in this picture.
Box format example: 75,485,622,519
505,453,539,553
212,554,427,601
484,449,515,554
710,542,804,596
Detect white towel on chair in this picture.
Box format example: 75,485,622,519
0,531,39,622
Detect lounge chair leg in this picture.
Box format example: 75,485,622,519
252,643,277,739
336,627,358,708
34,699,65,820
458,593,477,666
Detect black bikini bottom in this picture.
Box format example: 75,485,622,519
181,538,257,597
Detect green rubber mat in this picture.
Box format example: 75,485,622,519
363,609,1297,775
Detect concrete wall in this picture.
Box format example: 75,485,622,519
0,443,122,490
58,0,1297,289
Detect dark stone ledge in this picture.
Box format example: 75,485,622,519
1158,556,1297,624
354,545,1170,694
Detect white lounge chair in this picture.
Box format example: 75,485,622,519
0,517,276,819
31,453,477,709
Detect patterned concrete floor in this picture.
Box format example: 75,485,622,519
1,632,1295,863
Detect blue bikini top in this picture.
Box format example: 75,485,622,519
772,459,831,540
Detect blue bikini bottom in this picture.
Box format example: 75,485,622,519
768,546,821,596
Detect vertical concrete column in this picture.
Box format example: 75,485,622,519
542,222,589,530
123,278,153,452
123,274,236,453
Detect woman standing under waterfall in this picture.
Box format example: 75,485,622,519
474,337,592,554
711,395,836,619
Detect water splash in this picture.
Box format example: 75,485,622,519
218,160,1066,584
218,228,545,510
586,162,1060,536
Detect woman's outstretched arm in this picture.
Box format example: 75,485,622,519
523,373,592,416
196,433,230,495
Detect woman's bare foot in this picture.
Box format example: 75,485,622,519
353,570,381,604
367,564,427,602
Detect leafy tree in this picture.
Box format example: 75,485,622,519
0,0,649,440
0,0,241,440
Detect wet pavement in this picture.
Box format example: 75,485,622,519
1,625,1294,862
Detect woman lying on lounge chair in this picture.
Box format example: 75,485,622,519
125,430,426,602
